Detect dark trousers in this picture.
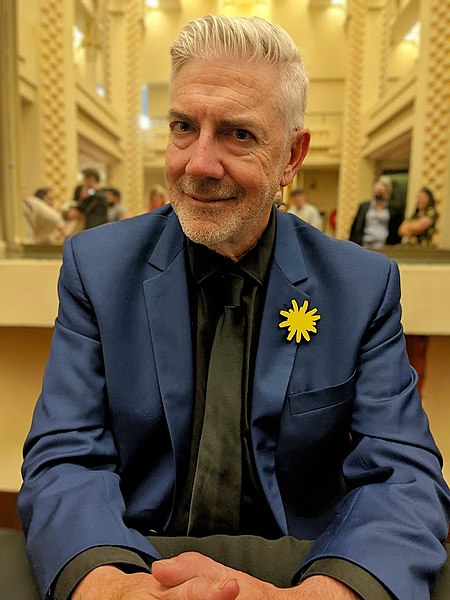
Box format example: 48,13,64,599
1,529,449,600
150,535,313,588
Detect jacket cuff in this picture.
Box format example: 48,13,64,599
299,558,394,600
51,546,152,600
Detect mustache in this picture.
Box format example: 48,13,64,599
180,178,243,199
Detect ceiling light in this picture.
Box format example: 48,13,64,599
404,22,421,44
72,27,84,51
139,115,152,130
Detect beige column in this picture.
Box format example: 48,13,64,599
406,0,450,247
123,0,144,214
0,0,22,253
106,0,128,199
38,0,78,204
336,0,387,240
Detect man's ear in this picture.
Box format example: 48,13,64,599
280,129,311,187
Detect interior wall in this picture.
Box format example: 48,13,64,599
1,327,449,492
144,168,169,202
20,100,42,196
0,327,53,492
273,2,346,80
301,168,339,234
387,42,419,85
421,337,450,486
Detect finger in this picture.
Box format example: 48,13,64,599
170,576,240,600
152,552,229,586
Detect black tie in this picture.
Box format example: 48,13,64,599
188,271,245,535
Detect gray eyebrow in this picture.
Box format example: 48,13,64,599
168,110,259,132
168,109,191,121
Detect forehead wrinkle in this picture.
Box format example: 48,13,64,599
172,90,262,117
173,60,274,101
172,86,277,124
174,83,267,110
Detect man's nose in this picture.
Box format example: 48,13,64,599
185,134,224,179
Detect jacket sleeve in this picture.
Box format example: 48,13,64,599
349,204,365,244
299,260,450,600
52,547,151,600
18,238,161,599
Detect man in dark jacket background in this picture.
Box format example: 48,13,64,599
349,176,403,248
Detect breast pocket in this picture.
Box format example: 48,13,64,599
288,370,356,416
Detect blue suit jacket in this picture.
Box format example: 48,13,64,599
19,206,449,599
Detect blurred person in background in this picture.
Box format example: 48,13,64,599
65,168,109,231
103,187,131,222
398,186,439,246
148,184,169,211
273,189,289,212
23,187,66,244
288,188,322,229
349,177,402,249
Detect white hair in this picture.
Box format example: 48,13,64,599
376,176,393,195
170,15,309,132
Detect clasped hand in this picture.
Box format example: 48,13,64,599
73,552,359,599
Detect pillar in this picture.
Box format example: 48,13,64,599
38,0,78,204
124,0,144,214
406,0,450,247
0,0,22,253
336,0,388,240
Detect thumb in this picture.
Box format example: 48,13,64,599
152,552,228,586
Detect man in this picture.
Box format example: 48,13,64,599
349,177,403,248
70,168,109,230
103,187,131,222
273,189,289,212
287,188,322,230
148,184,169,211
19,15,449,600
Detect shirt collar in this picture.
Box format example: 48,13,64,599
369,198,389,209
187,209,276,287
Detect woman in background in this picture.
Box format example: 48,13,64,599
398,186,439,246
23,187,66,244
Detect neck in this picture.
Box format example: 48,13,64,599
207,235,261,263
206,208,272,262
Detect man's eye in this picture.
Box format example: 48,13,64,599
171,121,191,133
234,129,252,140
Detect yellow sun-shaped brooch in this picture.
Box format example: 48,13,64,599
279,299,321,343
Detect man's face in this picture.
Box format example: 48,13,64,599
105,191,117,206
165,58,309,258
416,190,429,211
291,192,306,209
373,183,389,202
83,176,98,191
44,190,56,207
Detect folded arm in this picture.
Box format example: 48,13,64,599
72,553,360,600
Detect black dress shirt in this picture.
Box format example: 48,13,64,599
167,211,279,537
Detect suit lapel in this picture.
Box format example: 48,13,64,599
252,211,310,533
143,213,194,484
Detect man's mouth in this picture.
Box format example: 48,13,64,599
180,179,241,204
190,195,234,203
